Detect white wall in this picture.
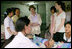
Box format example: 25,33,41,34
1,4,30,17
46,2,55,26
1,3,37,24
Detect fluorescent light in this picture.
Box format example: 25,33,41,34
25,1,37,5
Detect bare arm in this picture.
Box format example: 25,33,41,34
7,27,17,35
7,27,13,35
52,21,56,33
38,14,42,26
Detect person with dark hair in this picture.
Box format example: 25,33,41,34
5,16,39,48
53,21,71,43
11,7,15,14
28,5,42,36
4,8,17,40
53,1,66,42
12,8,20,25
29,5,36,11
63,21,71,42
2,8,17,48
50,6,57,14
49,6,57,38
55,1,66,11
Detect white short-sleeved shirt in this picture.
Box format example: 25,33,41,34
54,11,66,32
5,32,39,48
63,33,71,42
4,16,15,39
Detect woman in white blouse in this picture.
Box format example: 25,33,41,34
53,1,66,42
28,5,42,36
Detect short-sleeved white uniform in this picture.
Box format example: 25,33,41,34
4,16,15,39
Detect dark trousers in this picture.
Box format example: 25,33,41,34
53,32,64,42
35,34,40,37
1,35,15,48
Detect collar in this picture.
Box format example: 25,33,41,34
30,13,37,17
63,33,71,42
17,32,25,38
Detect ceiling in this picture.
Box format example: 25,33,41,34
1,1,55,4
1,1,71,5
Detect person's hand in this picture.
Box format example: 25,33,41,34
53,31,56,34
31,23,40,26
49,39,54,47
53,30,56,34
44,39,55,48
12,32,17,35
60,41,64,43
44,41,49,48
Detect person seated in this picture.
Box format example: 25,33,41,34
62,21,71,43
53,21,71,43
5,16,39,48
44,21,71,48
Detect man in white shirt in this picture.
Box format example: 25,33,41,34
5,16,39,48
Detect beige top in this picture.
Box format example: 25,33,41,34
28,13,42,35
12,15,19,25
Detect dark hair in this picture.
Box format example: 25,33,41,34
13,8,20,15
4,8,13,18
11,7,16,15
56,1,65,11
15,16,30,32
6,8,13,15
64,21,71,27
50,6,57,12
29,5,36,11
